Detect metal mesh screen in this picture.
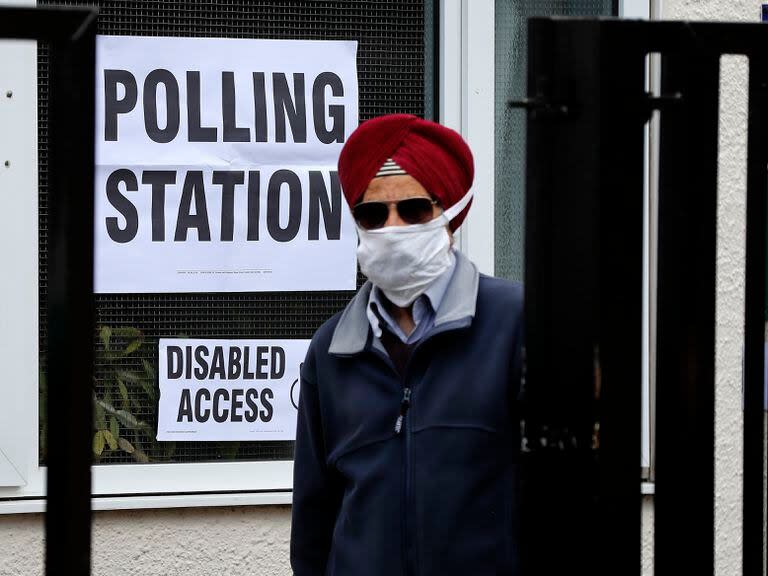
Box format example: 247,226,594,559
38,0,431,465
494,0,614,282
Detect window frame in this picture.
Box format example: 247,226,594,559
448,0,655,483
1,0,653,514
0,0,40,497
0,2,301,510
0,0,444,513
441,0,496,275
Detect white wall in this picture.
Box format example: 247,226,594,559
0,506,292,576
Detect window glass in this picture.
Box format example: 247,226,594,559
494,0,614,281
37,0,435,465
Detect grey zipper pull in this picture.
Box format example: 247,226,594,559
395,387,412,434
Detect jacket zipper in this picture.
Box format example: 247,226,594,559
368,347,414,576
365,329,468,575
398,338,442,576
404,398,415,576
399,380,415,576
398,358,416,576
374,339,447,576
394,387,411,434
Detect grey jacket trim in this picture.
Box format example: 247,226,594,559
328,251,480,356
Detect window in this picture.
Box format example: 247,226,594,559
0,0,439,511
2,0,653,513
492,0,653,479
444,0,653,483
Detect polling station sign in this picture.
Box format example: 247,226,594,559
157,338,309,441
95,36,359,293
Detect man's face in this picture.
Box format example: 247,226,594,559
360,175,442,228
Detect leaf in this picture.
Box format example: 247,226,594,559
140,361,158,401
93,397,106,428
117,370,141,383
93,431,105,456
113,326,142,339
142,360,155,379
99,326,112,350
123,339,143,356
117,379,129,402
116,409,141,429
119,409,152,434
95,398,152,432
102,429,118,450
96,397,117,414
118,437,135,454
132,447,150,463
109,416,119,441
138,378,156,402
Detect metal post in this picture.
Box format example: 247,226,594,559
522,19,597,576
45,12,97,576
654,43,719,576
595,22,647,576
522,18,645,576
0,6,98,576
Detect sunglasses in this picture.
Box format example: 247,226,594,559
352,197,439,230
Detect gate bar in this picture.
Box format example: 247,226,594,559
654,43,719,576
0,6,98,576
523,18,767,576
522,18,647,576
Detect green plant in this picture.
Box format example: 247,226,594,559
40,326,244,464
91,325,170,463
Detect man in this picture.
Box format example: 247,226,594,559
291,114,523,576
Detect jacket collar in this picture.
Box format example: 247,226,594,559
328,250,480,356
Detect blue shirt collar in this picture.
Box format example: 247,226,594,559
329,249,479,356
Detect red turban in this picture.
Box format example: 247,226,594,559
338,114,475,231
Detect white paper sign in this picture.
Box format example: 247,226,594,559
95,36,359,293
157,338,309,441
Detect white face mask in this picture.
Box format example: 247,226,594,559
356,188,473,307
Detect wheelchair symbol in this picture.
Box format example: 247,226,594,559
290,378,299,409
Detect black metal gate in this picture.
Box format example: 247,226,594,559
521,18,767,576
3,6,767,576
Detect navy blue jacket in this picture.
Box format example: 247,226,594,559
291,252,524,575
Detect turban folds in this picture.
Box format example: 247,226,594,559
338,114,475,231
